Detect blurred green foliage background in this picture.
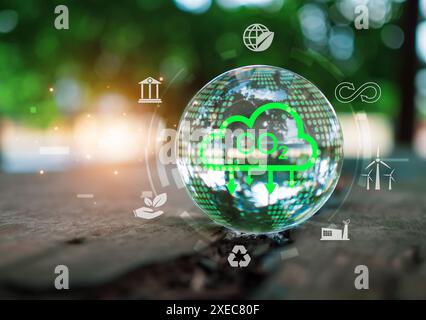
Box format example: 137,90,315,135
0,0,410,129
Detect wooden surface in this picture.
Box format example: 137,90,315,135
0,157,425,299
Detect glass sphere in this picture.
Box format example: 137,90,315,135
176,65,343,234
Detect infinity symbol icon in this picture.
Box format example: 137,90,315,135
335,82,381,103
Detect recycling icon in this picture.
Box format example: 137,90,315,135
227,245,251,268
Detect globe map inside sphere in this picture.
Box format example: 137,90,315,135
243,24,269,51
177,65,343,234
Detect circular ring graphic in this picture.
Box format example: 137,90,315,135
143,47,373,251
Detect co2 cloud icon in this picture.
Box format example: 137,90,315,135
199,102,319,194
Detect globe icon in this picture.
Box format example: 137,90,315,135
176,65,343,234
243,24,274,52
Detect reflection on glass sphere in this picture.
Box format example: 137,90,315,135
177,65,343,234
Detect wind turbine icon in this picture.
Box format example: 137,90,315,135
384,169,396,190
361,169,373,190
365,146,391,190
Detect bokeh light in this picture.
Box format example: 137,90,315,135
381,24,405,49
416,21,426,63
415,68,426,97
217,0,284,11
337,0,392,29
0,10,18,33
174,0,212,14
54,78,83,113
299,4,329,46
329,26,354,60
421,0,426,18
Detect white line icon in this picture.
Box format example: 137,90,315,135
335,82,381,103
243,24,274,52
134,192,167,219
384,169,396,190
138,77,162,104
361,169,373,190
228,245,251,267
365,146,390,190
320,219,350,241
361,146,396,191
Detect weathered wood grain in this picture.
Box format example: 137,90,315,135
0,167,221,292
0,157,424,299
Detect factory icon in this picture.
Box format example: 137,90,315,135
320,219,350,241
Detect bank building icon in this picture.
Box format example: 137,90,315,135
138,77,162,104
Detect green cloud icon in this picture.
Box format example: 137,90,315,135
199,102,319,194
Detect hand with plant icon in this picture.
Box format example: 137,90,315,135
134,193,167,219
